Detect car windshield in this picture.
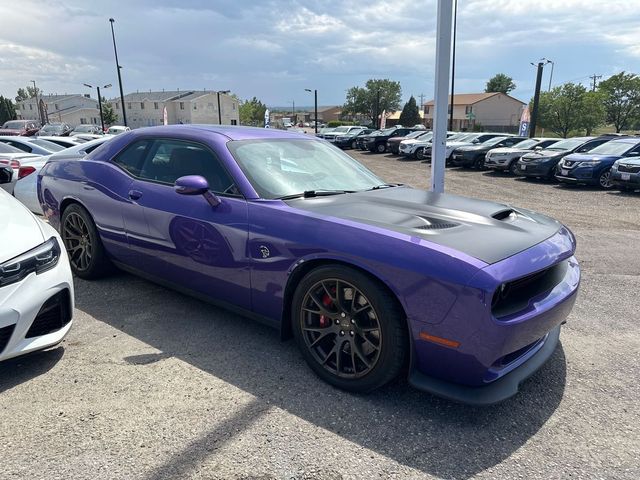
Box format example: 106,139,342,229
73,125,95,132
405,131,425,139
451,134,477,143
2,121,26,130
548,138,586,151
332,126,351,133
513,139,539,149
0,142,23,153
228,139,383,199
482,136,509,146
30,139,65,152
41,125,64,133
589,140,636,156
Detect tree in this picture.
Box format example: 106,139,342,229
0,96,17,124
581,91,606,135
101,97,117,126
597,72,640,133
15,85,41,103
536,83,589,138
342,78,402,127
239,96,267,126
398,96,421,126
485,73,516,94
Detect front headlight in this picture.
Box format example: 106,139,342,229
0,237,61,287
578,160,600,166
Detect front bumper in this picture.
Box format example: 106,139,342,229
408,228,579,404
516,161,556,177
485,156,512,170
0,239,74,362
555,165,599,185
450,152,476,167
611,169,640,188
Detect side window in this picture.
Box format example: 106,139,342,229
579,140,606,152
9,141,31,153
112,140,151,176
504,138,520,146
625,144,640,156
137,139,237,195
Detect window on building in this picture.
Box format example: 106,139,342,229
180,102,185,110
116,103,120,110
128,102,132,109
193,103,197,110
29,104,33,110
232,103,236,110
154,102,159,109
140,102,145,110
80,118,87,124
231,119,237,125
54,104,59,110
465,105,472,114
424,106,430,114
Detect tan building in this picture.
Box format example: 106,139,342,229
107,90,239,128
16,94,100,126
423,93,525,132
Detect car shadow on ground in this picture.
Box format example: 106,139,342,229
75,272,566,480
0,347,65,394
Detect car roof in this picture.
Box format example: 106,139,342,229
130,124,314,141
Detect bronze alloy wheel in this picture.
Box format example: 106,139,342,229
62,211,93,272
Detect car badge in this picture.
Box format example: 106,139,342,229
259,245,271,259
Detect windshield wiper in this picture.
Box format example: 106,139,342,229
367,183,403,191
277,189,356,200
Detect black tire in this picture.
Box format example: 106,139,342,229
376,143,386,154
508,160,519,175
474,155,486,170
598,168,613,189
415,147,426,161
351,140,357,149
292,265,408,393
60,203,112,279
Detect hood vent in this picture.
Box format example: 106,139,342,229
492,209,518,221
415,222,459,230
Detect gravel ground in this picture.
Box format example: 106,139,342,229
1,149,638,479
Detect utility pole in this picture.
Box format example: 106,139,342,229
589,74,602,91
529,61,546,138
305,89,318,133
217,90,230,124
375,89,380,129
31,80,43,125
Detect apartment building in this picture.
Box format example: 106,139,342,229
16,94,100,126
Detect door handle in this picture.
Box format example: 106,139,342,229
128,189,143,200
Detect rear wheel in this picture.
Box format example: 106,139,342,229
508,160,519,175
415,147,426,161
292,266,407,393
474,155,486,170
61,204,112,279
376,143,386,154
598,168,613,189
351,140,357,149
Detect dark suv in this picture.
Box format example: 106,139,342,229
516,136,613,180
555,137,640,189
450,136,527,169
364,127,417,153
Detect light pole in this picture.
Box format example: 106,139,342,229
546,59,555,91
216,90,231,124
305,88,318,133
84,83,112,131
31,79,43,125
109,18,127,127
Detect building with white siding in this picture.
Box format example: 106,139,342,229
16,94,100,126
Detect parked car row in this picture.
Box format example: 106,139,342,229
357,127,640,191
0,119,131,139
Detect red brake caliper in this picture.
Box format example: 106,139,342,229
319,289,334,327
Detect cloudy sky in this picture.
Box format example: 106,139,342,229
1,0,639,108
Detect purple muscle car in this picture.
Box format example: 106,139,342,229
38,125,580,404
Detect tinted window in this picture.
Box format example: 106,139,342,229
0,142,23,153
4,140,31,152
578,139,608,152
138,139,237,194
113,140,152,176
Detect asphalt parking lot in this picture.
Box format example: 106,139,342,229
1,149,639,479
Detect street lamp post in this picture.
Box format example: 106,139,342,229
109,18,127,127
84,83,112,131
305,88,318,133
529,59,551,138
217,90,231,125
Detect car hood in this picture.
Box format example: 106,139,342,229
0,188,46,263
489,147,529,155
447,141,474,148
522,148,566,159
563,152,623,162
456,145,488,152
615,157,640,166
286,187,563,264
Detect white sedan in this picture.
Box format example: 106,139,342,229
0,187,74,362
13,136,113,214
0,142,41,193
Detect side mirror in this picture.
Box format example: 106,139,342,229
174,175,221,207
534,146,542,150
0,166,12,184
626,151,640,157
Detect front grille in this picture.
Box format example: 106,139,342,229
618,163,640,173
0,324,15,353
492,261,569,319
25,290,72,338
495,337,544,368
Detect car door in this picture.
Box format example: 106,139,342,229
125,138,251,309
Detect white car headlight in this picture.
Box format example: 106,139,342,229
0,237,61,287
579,160,600,166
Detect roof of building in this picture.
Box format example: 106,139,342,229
386,110,425,120
108,90,226,103
423,92,525,106
17,94,85,104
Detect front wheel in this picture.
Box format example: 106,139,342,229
599,168,613,189
508,160,519,175
292,266,407,392
415,147,426,161
376,143,386,154
474,155,486,170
